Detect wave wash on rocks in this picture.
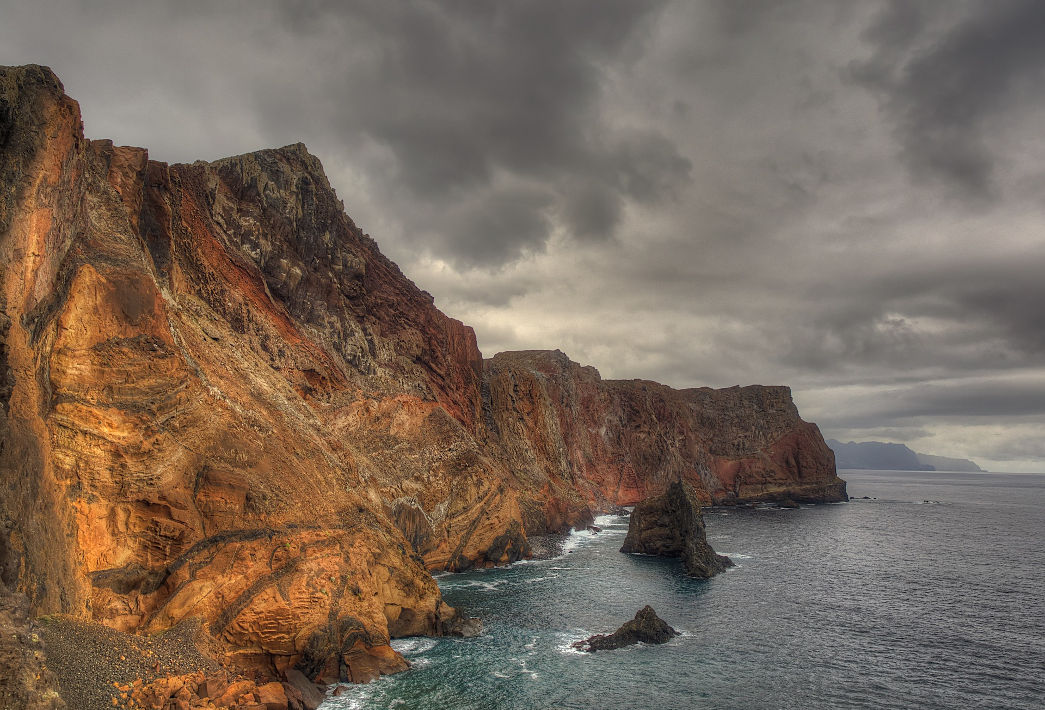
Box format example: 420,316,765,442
0,66,846,684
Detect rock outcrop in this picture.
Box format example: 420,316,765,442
0,64,843,690
621,480,733,578
571,606,679,652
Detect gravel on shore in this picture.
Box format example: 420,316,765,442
38,616,219,710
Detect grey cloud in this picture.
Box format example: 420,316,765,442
559,184,622,241
851,0,1045,199
253,0,685,265
821,378,1045,432
435,187,554,268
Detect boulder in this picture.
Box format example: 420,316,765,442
620,481,733,578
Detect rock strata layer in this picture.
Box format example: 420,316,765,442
1,64,844,691
621,481,734,578
572,606,679,652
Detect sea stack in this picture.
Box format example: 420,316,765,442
572,606,679,652
621,481,733,578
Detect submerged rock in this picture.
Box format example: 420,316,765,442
620,480,733,578
572,606,679,652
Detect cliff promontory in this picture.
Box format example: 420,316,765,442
0,65,845,693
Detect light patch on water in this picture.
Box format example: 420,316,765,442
390,637,438,655
439,578,506,593
554,630,592,656
510,655,540,680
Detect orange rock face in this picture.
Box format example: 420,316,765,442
0,65,844,685
0,64,474,682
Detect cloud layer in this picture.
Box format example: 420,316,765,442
3,0,1043,470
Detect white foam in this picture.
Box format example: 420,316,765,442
561,528,595,553
390,637,437,655
440,578,504,593
554,630,592,656
513,657,539,680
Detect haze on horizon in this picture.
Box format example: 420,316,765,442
2,0,1043,472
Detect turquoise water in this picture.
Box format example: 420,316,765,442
323,471,1045,709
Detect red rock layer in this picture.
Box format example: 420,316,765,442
0,65,844,687
482,350,847,533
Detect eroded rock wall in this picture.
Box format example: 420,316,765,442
0,64,506,681
482,350,846,534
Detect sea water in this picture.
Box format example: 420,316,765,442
322,470,1045,709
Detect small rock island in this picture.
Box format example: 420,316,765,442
572,606,679,652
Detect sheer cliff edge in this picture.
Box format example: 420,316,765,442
0,65,846,681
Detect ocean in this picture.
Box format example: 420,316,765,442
322,470,1045,709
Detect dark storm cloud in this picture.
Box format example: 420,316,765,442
253,0,689,265
436,187,553,266
851,0,1045,199
825,378,1045,430
775,252,1045,381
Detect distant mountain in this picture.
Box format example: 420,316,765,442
912,452,985,473
827,440,984,472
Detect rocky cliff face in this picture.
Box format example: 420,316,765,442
482,350,847,534
0,64,501,682
0,65,844,685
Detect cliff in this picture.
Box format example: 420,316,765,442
0,65,844,689
0,64,498,683
913,452,984,473
484,350,846,534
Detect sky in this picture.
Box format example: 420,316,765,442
2,0,1044,472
